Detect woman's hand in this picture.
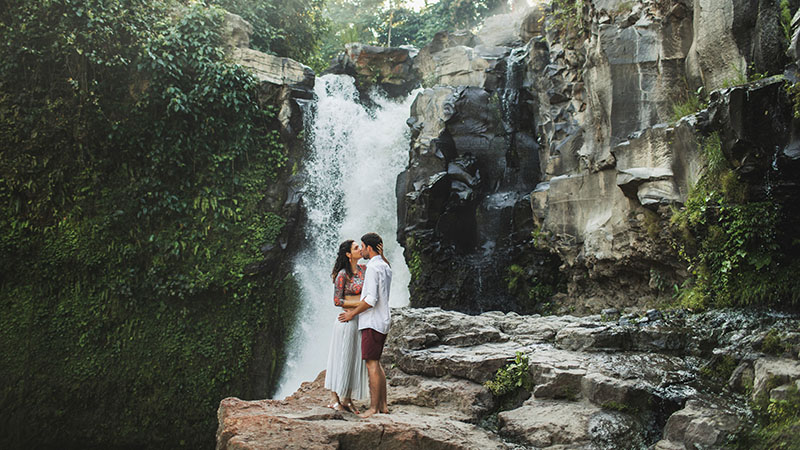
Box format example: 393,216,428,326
377,243,384,256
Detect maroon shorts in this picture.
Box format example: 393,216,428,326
361,328,387,361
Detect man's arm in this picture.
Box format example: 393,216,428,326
338,299,372,322
339,262,378,322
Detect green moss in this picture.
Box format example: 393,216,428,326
547,0,587,45
781,0,794,43
601,401,635,413
642,209,662,240
408,250,422,281
699,354,738,383
671,92,706,123
762,329,792,356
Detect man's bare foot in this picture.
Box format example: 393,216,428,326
359,408,379,419
380,408,388,414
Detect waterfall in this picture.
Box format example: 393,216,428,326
274,74,415,399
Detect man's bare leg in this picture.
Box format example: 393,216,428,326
378,362,388,413
360,359,380,418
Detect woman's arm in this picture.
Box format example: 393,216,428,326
333,272,346,307
341,295,361,309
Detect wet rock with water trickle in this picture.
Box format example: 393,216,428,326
217,307,800,449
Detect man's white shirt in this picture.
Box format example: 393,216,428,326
358,254,392,334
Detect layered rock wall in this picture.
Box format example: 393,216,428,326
390,0,800,313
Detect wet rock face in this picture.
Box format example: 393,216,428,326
527,0,800,309
218,307,800,449
397,17,563,314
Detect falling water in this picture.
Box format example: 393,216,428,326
274,74,415,399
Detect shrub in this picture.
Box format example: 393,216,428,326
670,132,800,309
484,352,534,396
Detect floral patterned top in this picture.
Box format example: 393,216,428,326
333,264,366,307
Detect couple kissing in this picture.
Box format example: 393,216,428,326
324,232,391,419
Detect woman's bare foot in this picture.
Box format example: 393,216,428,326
359,408,379,419
327,393,342,410
342,400,360,414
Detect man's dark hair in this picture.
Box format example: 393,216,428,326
361,232,382,252
361,232,390,266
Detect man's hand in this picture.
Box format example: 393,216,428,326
338,309,356,322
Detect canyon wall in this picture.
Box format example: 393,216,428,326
333,0,800,314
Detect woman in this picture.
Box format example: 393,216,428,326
324,239,368,413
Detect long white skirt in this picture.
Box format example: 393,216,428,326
324,315,368,400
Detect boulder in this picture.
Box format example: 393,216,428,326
660,397,744,449
498,398,645,448
229,33,314,139
555,322,631,352
221,12,253,48
327,43,419,97
414,45,508,89
580,372,652,412
531,366,586,399
752,357,800,401
398,67,556,313
387,372,496,422
232,48,314,91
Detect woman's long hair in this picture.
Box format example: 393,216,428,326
331,239,355,282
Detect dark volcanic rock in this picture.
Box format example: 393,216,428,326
398,43,563,313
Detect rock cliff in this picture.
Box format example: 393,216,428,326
376,0,800,313
217,307,800,449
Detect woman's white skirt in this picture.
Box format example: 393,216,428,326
324,315,368,400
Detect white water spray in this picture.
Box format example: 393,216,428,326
274,74,415,399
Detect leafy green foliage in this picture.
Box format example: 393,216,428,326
315,0,507,71
780,0,794,43
0,1,299,448
548,0,587,44
484,352,534,397
732,385,800,449
505,262,557,313
699,354,738,384
671,91,707,123
761,329,793,356
670,133,800,309
211,0,328,66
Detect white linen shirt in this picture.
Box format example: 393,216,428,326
358,254,392,334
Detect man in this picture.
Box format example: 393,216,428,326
338,232,391,418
